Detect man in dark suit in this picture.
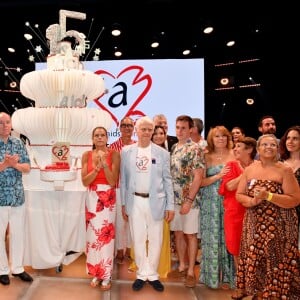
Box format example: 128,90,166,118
153,114,178,152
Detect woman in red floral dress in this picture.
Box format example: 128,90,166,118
81,126,120,291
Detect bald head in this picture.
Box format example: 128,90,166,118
0,112,12,140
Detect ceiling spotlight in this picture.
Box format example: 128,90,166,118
112,29,121,36
151,42,159,48
182,49,190,56
10,81,17,88
111,23,121,36
25,21,30,26
203,26,214,34
246,98,254,105
114,51,122,57
8,48,15,53
226,40,235,47
220,77,229,85
24,33,33,40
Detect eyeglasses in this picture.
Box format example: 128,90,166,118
120,123,134,128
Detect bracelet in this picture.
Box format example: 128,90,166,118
267,192,273,202
183,200,192,205
184,197,193,204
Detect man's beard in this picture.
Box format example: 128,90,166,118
265,128,276,134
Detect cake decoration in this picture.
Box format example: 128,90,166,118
11,9,112,191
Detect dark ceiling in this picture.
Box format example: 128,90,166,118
0,1,274,63
0,1,296,137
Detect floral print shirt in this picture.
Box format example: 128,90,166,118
0,136,30,207
170,139,205,208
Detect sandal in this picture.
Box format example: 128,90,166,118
221,283,230,290
231,289,247,300
90,277,101,287
115,256,124,264
100,279,111,291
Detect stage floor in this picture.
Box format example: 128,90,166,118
0,253,257,300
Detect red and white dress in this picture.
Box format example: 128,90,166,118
85,150,116,281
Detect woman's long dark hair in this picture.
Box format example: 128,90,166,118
279,125,300,160
151,125,166,149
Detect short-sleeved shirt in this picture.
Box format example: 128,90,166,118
0,136,30,207
171,139,205,208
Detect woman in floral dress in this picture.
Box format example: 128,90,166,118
81,126,120,291
199,125,235,289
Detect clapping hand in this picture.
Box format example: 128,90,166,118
4,153,19,167
253,186,267,205
97,150,108,168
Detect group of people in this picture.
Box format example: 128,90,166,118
79,114,179,292
1,111,300,300
222,117,300,299
80,114,300,299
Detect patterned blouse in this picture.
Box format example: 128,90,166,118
0,136,30,206
170,139,205,207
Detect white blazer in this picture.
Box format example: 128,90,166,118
120,142,174,220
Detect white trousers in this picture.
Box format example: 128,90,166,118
129,196,163,281
0,204,25,275
115,188,131,252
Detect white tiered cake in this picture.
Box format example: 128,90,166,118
10,9,111,270
12,11,112,191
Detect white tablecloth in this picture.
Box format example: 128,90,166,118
24,190,87,269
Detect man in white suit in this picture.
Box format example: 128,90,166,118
120,116,175,292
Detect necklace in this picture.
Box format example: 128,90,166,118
216,152,223,161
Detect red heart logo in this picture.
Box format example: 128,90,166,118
93,65,152,126
136,156,149,171
52,145,69,161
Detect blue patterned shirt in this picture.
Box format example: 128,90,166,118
0,136,30,207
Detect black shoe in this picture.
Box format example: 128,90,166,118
0,275,10,285
149,280,164,292
132,279,146,291
12,271,33,282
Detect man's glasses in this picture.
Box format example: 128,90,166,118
120,124,134,129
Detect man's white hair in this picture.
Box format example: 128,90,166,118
135,116,154,129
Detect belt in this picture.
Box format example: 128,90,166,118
90,184,111,191
134,192,149,198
